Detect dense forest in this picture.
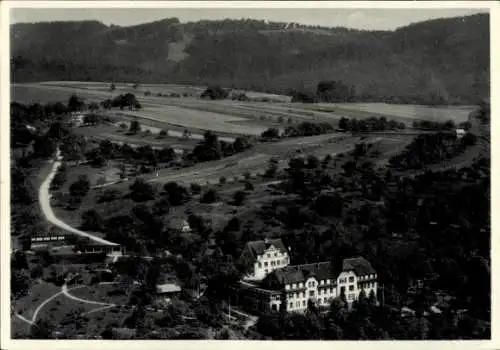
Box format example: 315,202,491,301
11,13,489,103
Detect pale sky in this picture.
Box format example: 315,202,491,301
10,8,488,31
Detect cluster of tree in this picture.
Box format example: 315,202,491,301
316,80,356,102
265,146,490,326
412,120,456,131
86,140,177,168
388,132,477,170
190,132,255,163
60,133,86,165
50,162,69,190
200,86,229,100
11,97,83,148
100,93,141,110
255,289,488,340
339,117,405,132
231,93,250,101
67,94,86,112
68,175,91,208
260,122,336,141
290,91,317,103
283,122,335,137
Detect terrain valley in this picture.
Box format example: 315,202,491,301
9,12,491,342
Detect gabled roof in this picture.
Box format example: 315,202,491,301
243,239,287,260
342,257,376,276
262,261,334,286
156,283,182,294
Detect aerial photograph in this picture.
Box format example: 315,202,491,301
6,4,491,342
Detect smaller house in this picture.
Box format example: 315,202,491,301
112,327,137,340
455,128,466,139
165,217,191,233
156,274,182,303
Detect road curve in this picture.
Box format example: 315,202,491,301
62,284,116,307
38,149,118,246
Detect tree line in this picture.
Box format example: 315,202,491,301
338,116,406,132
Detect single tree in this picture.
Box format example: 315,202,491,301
69,175,91,199
232,190,246,206
129,178,156,202
129,120,141,134
81,209,105,231
200,189,218,204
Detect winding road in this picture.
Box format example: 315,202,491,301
38,149,118,246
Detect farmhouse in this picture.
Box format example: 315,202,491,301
156,279,182,303
235,239,378,314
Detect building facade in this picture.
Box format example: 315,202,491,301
238,238,290,281
237,239,378,314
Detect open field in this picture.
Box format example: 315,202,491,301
12,82,476,139
331,103,475,123
74,124,198,151
147,132,415,186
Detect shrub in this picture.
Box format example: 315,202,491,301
261,128,280,139
200,189,218,204
244,181,254,191
219,176,227,184
163,182,191,206
81,209,105,231
99,189,120,203
190,183,202,195
232,190,246,206
129,178,156,202
129,120,141,134
69,175,90,199
159,129,168,137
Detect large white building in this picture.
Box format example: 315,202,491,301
239,238,290,281
236,239,378,314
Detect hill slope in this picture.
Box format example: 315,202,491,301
10,14,489,103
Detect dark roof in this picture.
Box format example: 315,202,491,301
264,261,334,285
165,217,190,230
342,257,376,276
244,239,287,259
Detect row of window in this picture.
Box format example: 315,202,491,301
359,274,377,280
338,276,356,284
266,251,283,258
289,300,306,309
288,287,338,300
258,259,287,268
359,282,376,289
288,297,333,310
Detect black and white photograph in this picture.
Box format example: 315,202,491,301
1,1,496,347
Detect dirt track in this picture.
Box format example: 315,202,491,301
38,149,119,246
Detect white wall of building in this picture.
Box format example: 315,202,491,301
247,245,290,281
